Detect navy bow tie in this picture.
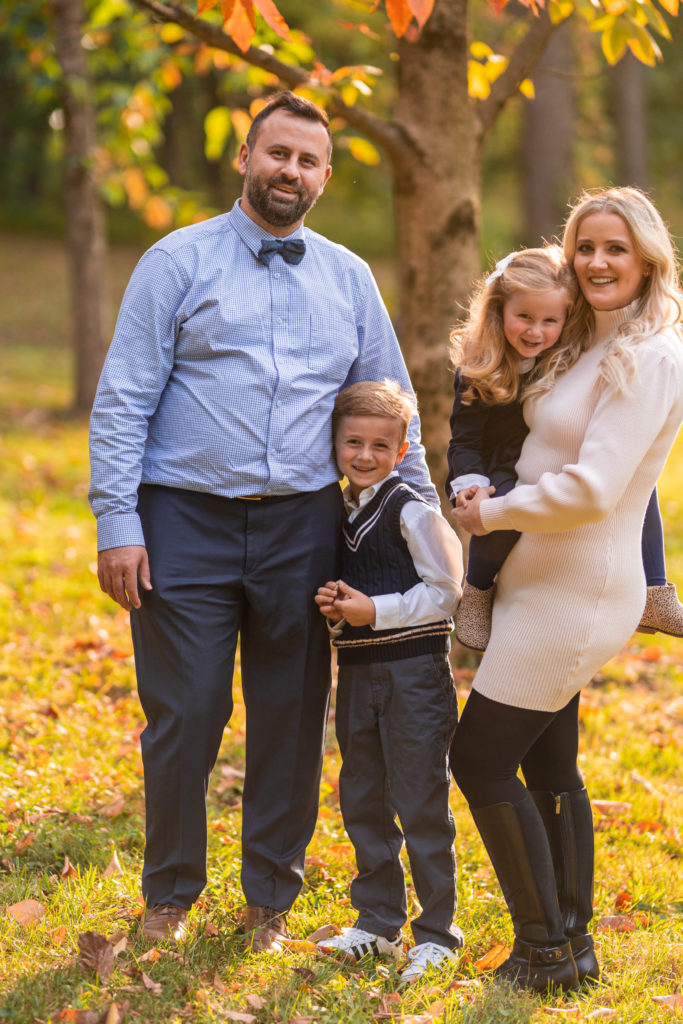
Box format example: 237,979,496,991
258,237,306,266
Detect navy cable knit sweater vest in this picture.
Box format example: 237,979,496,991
333,477,453,665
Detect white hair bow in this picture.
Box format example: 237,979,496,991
485,251,517,285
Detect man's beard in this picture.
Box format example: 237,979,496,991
244,166,319,227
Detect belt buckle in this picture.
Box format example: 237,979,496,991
238,495,262,501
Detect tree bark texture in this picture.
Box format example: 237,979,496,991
53,0,108,412
610,52,649,189
523,23,574,245
392,0,481,498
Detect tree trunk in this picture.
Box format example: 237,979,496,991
610,52,649,189
53,0,109,413
523,22,574,245
392,0,481,499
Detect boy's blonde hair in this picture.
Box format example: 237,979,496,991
332,380,415,446
450,245,582,406
563,186,683,393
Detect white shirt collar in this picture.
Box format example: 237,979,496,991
343,471,399,516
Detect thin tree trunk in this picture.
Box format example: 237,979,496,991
523,23,574,245
610,52,649,189
393,0,481,498
53,0,108,413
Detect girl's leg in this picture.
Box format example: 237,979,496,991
466,531,521,589
641,487,666,586
450,690,580,992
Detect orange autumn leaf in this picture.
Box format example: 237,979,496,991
586,1011,619,1020
307,922,341,942
614,891,632,911
15,831,36,853
51,924,69,945
409,0,435,28
61,855,78,880
253,0,291,40
652,994,683,1010
592,800,632,816
474,941,511,971
279,937,318,952
7,899,47,926
385,0,414,37
225,0,256,52
596,914,636,932
103,849,124,878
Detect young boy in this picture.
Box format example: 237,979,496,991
315,380,464,981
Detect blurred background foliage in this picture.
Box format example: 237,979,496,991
2,0,682,266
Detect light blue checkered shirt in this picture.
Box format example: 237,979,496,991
89,200,438,550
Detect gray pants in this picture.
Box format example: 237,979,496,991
336,652,463,949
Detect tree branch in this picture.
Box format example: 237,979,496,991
130,0,410,163
477,7,558,138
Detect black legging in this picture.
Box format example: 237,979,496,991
450,689,584,808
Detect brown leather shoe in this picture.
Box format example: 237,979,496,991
142,904,188,944
243,905,289,952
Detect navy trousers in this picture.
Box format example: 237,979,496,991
130,483,343,911
335,653,463,949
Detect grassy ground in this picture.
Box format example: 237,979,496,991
1,235,682,1023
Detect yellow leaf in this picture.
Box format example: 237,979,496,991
253,0,291,40
231,108,252,143
474,942,511,970
468,61,491,100
386,0,414,37
657,0,678,14
160,24,185,42
7,899,47,926
347,137,381,165
340,84,359,106
625,18,661,64
548,0,574,22
519,77,535,98
204,105,232,161
603,0,627,11
470,40,493,58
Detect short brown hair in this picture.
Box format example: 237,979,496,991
246,91,332,160
332,380,415,446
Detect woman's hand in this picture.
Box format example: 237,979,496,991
451,485,494,536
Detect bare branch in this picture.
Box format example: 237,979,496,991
477,8,558,138
129,0,409,164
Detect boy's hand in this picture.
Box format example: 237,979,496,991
315,581,344,622
314,580,376,627
331,580,376,627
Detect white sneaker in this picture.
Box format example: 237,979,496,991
400,941,459,981
317,926,403,962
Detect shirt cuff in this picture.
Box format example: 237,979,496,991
450,473,491,500
372,593,400,630
479,495,514,533
97,512,146,552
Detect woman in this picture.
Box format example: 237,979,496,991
450,187,683,992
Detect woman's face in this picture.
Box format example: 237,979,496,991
573,211,650,311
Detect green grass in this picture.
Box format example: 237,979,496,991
1,234,682,1023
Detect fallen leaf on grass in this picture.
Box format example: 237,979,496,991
592,801,632,816
287,1018,316,1024
61,855,78,880
307,922,341,942
652,994,683,1010
102,849,124,878
98,795,125,818
223,1012,256,1023
473,942,511,971
52,1009,99,1023
446,977,481,992
614,891,632,911
586,1010,618,1020
102,1004,126,1024
279,938,318,952
78,931,114,982
543,1008,580,1018
596,915,636,932
111,934,128,957
292,966,317,983
7,899,46,926
203,920,219,937
51,924,69,945
15,831,36,853
244,993,266,1010
141,970,161,995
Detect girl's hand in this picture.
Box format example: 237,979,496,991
455,484,479,508
451,486,494,535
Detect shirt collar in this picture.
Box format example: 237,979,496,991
227,199,306,263
343,471,399,515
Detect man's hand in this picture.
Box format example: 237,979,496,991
97,545,152,611
451,486,494,536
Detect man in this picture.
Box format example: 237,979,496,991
89,91,438,952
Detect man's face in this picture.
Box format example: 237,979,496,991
238,110,332,234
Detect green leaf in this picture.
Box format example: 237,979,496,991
601,19,628,61
204,105,232,161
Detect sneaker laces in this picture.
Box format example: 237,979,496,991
406,941,454,969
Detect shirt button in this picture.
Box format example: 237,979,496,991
273,272,281,278
276,400,282,407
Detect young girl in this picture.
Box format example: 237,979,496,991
449,187,683,992
448,246,683,651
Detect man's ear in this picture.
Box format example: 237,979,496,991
394,440,410,466
237,142,250,176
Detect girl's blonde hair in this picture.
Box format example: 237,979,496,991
563,186,683,392
450,245,582,406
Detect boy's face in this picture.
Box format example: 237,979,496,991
335,414,409,501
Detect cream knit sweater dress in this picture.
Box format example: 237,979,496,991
475,306,683,712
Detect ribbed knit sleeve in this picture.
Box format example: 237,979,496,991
479,333,683,536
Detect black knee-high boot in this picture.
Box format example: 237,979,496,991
530,788,599,984
472,792,579,993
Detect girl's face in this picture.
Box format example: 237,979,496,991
502,289,569,359
573,211,650,311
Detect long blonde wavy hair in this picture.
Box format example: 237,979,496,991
563,187,683,393
450,245,583,406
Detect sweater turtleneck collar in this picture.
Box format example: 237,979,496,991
591,299,641,346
